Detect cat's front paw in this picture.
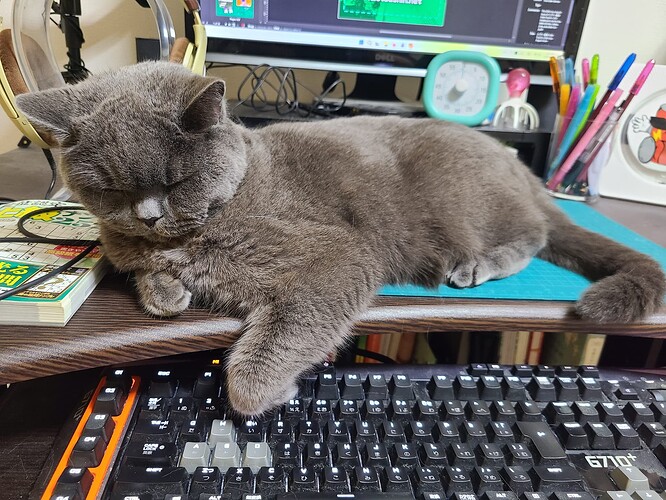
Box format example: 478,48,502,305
225,360,299,417
135,271,192,317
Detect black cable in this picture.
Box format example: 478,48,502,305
0,206,100,301
353,348,397,364
42,149,58,199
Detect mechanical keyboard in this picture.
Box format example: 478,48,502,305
40,360,666,500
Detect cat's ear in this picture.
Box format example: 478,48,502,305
181,78,226,133
15,87,80,144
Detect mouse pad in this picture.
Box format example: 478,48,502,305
378,200,666,302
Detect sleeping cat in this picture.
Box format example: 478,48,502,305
16,61,665,416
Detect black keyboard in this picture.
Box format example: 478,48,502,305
41,361,666,500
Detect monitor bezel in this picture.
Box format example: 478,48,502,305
187,0,590,77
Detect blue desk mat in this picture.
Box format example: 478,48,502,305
379,200,666,302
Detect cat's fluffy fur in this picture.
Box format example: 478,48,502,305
16,61,665,415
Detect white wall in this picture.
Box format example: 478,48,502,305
1,0,665,154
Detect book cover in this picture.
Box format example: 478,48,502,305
514,331,531,364
387,332,403,362
526,331,544,364
498,331,518,364
365,334,382,363
0,200,108,326
412,333,437,364
395,332,416,364
541,332,606,366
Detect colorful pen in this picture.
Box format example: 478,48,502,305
556,84,581,148
549,56,560,96
574,53,636,144
546,90,622,190
572,59,656,185
590,54,599,85
565,58,575,86
582,58,590,89
546,84,599,180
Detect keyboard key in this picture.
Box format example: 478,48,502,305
623,402,655,428
585,422,615,449
123,442,179,467
351,465,381,492
637,421,666,448
69,435,106,468
516,421,567,464
556,422,588,450
336,400,360,422
222,467,254,498
193,370,219,398
364,374,389,399
499,466,532,496
274,442,299,468
428,375,454,400
211,442,241,471
290,466,318,492
316,371,340,400
93,387,125,416
434,421,460,445
505,443,534,467
631,491,663,500
304,442,329,469
180,442,211,473
390,443,419,469
502,376,527,401
389,374,414,400
208,420,236,446
412,466,444,496
256,466,287,497
516,401,543,421
53,467,94,500
476,443,504,467
597,402,626,424
490,401,517,422
148,371,177,397
572,401,599,425
577,377,603,400
242,441,272,472
132,418,177,444
419,442,448,469
611,423,641,449
527,376,556,401
189,466,222,499
454,375,478,400
472,466,502,495
362,442,391,468
478,376,503,400
170,397,196,423
531,464,585,493
545,402,575,425
333,442,360,469
381,466,412,493
352,420,377,444
325,420,349,442
237,419,263,445
340,373,364,400
84,413,115,443
442,466,473,496
610,466,650,493
113,466,189,496
321,466,350,493
554,377,579,401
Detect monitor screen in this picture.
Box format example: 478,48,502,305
195,0,589,76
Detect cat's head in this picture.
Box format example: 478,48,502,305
15,61,247,239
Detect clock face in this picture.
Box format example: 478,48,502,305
423,51,500,126
431,61,491,117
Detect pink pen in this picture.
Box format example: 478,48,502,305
582,58,590,89
547,90,622,189
572,59,656,183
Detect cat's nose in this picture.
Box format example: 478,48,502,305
139,216,162,228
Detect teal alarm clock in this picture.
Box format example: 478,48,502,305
423,50,501,126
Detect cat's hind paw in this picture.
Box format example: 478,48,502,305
136,271,192,317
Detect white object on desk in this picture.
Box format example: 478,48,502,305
599,64,666,206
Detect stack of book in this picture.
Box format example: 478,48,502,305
0,200,108,326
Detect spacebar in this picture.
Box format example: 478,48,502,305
276,493,414,499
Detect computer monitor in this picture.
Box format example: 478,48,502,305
188,0,589,105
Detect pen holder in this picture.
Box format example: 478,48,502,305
543,115,619,203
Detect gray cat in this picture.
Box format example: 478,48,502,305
16,61,665,416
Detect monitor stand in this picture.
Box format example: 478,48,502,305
324,72,425,116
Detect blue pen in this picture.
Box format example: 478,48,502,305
576,52,637,141
565,58,575,86
547,84,599,179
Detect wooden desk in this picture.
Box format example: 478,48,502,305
1,148,665,386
